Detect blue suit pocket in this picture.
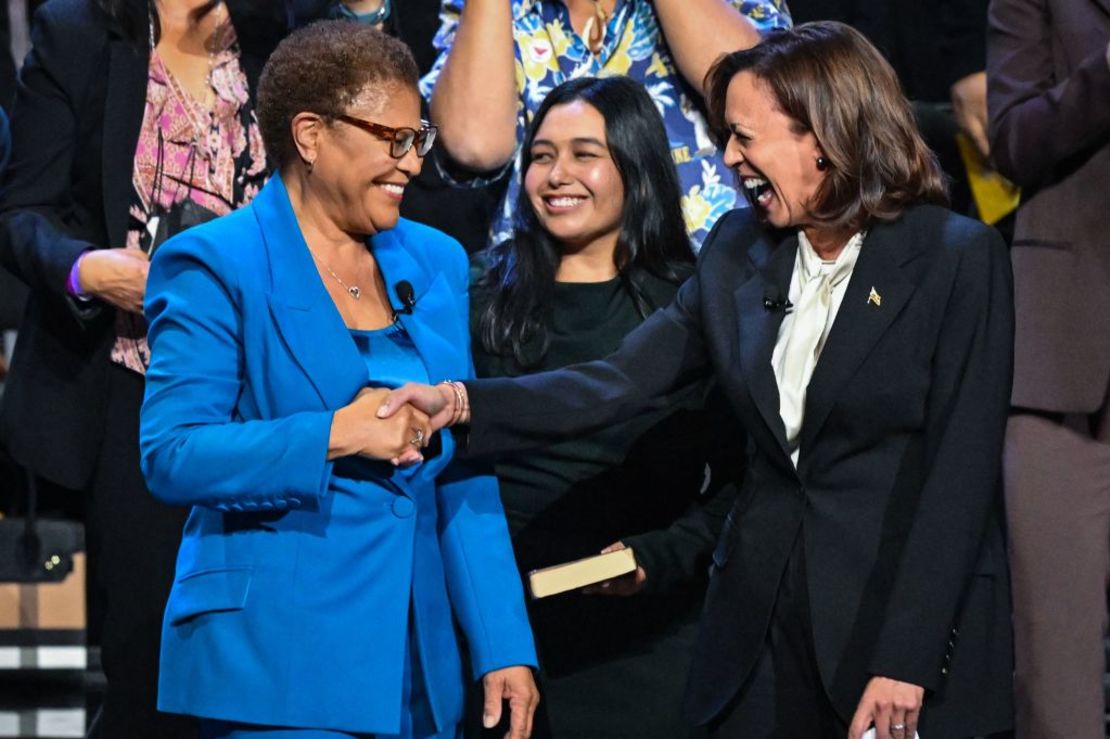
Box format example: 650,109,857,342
166,567,253,626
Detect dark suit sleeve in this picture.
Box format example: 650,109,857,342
0,5,101,298
869,225,1014,691
463,215,728,459
987,0,1110,188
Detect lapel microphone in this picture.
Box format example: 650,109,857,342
762,286,793,314
393,280,417,318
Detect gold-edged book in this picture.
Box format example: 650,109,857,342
527,547,637,600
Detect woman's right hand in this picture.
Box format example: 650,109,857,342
378,381,462,431
77,247,150,314
330,387,431,465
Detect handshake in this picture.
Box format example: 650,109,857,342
328,382,467,466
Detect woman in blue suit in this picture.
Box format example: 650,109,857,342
138,22,538,739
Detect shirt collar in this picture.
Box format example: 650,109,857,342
796,229,866,282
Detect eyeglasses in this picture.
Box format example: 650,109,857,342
335,114,438,158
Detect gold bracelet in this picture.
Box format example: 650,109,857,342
439,380,468,426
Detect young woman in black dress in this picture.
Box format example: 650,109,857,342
467,76,742,739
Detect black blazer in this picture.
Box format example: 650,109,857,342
463,205,1015,737
0,0,311,489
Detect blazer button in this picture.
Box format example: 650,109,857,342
392,496,415,518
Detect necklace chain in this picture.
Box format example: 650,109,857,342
308,248,363,300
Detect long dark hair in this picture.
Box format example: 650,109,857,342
477,76,693,369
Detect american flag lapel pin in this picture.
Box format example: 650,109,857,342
868,287,882,307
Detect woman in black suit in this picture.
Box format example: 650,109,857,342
383,21,1014,739
0,1,391,736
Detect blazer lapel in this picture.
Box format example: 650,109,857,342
102,37,148,249
798,223,916,456
255,178,366,409
734,231,797,459
371,226,462,384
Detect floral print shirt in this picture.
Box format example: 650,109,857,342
420,0,792,250
113,22,267,375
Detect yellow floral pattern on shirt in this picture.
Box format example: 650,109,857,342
422,0,792,249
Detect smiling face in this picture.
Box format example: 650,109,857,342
523,100,625,256
313,82,424,236
722,71,826,230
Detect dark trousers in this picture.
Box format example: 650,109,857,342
708,535,846,739
1005,407,1110,739
85,365,197,739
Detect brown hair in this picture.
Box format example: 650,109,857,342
257,20,420,169
705,21,947,232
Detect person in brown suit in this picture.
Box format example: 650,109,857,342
988,2,1110,737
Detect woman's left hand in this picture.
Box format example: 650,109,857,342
581,541,647,596
848,676,924,739
481,665,539,739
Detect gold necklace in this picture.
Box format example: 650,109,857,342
582,0,608,56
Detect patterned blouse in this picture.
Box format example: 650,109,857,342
420,0,792,250
113,22,267,374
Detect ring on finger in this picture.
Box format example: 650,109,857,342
891,723,906,738
409,428,425,446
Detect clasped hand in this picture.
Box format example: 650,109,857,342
377,381,458,430
329,387,431,465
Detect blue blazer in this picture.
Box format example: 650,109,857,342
139,176,537,734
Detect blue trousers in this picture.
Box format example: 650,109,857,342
200,621,456,739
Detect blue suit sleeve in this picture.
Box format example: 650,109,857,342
140,232,336,512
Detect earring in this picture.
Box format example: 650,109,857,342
816,156,830,171
305,157,315,174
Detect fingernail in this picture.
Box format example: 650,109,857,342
482,714,495,729
376,404,389,418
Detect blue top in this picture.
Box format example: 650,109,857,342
350,322,429,390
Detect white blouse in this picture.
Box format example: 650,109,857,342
771,230,866,465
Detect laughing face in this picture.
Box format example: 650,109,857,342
722,71,827,230
314,83,423,236
523,100,625,257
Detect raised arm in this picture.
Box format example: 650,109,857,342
426,0,519,171
653,0,767,96
987,0,1110,188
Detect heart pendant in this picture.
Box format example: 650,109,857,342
348,286,361,300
